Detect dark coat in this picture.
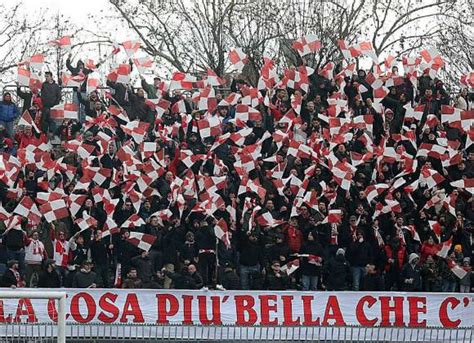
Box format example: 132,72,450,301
221,270,241,290
37,270,61,288
40,81,61,108
324,255,351,291
299,240,324,276
400,262,422,291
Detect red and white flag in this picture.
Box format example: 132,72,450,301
17,68,42,93
127,232,157,252
49,36,72,51
228,47,248,72
23,54,45,71
322,209,342,224
122,40,141,57
337,39,361,60
435,238,452,259
121,121,149,144
420,166,445,189
280,259,300,275
68,194,87,218
121,213,145,229
205,68,224,86
132,56,153,74
364,184,389,203
86,73,100,94
40,199,69,223
447,259,468,279
292,34,321,57
235,104,261,122
450,178,474,194
18,110,40,132
198,115,222,139
214,218,231,248
107,64,132,84
61,72,86,88
429,220,442,242
13,196,41,224
50,103,79,120
75,212,98,232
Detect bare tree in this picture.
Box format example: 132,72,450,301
435,0,473,88
106,0,468,85
0,3,50,75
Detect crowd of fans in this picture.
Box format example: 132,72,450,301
0,48,472,293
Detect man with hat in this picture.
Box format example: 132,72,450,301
400,253,422,291
1,260,25,288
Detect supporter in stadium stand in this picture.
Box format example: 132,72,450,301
0,39,473,294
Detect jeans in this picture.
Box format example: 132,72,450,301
442,279,457,292
239,264,260,290
351,266,366,291
301,275,319,291
0,121,14,138
459,285,470,293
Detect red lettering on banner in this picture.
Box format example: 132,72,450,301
13,298,37,323
0,300,12,323
156,294,179,324
98,293,119,323
259,295,278,325
356,296,377,326
234,295,257,325
282,295,301,325
379,296,404,327
197,296,222,325
322,296,346,326
70,293,96,323
47,299,58,322
182,295,194,325
407,297,426,327
302,296,320,326
439,297,461,328
120,293,144,323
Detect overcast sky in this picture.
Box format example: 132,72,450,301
25,0,109,25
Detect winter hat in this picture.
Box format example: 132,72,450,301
463,257,470,264
336,248,345,256
409,253,419,264
454,245,462,253
7,260,18,268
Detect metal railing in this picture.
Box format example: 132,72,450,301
0,323,473,342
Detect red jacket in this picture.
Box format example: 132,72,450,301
420,242,438,264
284,225,303,253
384,245,406,272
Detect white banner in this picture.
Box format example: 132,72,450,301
0,289,472,328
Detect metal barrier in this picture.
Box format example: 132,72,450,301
0,323,473,342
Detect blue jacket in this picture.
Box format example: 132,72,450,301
0,101,18,122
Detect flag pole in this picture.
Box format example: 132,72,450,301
215,237,219,288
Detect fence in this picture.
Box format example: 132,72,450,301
0,323,473,342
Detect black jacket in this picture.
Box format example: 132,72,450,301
221,270,240,290
400,263,422,291
323,255,351,291
361,272,385,291
299,240,324,276
347,240,373,267
265,271,290,290
38,270,61,288
1,269,20,287
41,81,61,108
